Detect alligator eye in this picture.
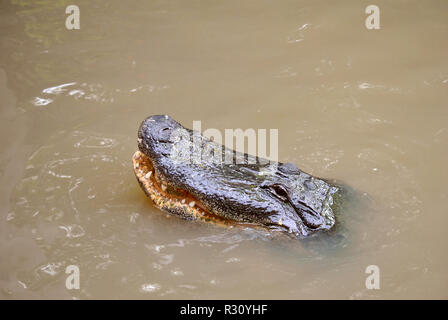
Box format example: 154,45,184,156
263,184,289,202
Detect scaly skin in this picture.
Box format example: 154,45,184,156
133,115,342,239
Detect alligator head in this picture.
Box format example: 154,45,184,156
133,115,340,239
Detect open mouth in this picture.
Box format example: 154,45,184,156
133,150,237,228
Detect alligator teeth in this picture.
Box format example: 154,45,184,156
138,138,142,144
279,218,283,226
161,184,167,191
181,199,186,204
135,163,139,168
189,201,195,208
145,171,152,179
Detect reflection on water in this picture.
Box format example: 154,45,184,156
32,82,170,107
0,0,447,299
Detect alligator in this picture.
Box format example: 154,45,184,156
133,115,346,240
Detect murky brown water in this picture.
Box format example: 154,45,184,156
1,0,447,299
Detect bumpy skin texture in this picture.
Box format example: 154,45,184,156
136,115,341,239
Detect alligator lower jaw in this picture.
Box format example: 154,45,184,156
133,150,238,228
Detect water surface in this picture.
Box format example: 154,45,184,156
0,0,447,299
